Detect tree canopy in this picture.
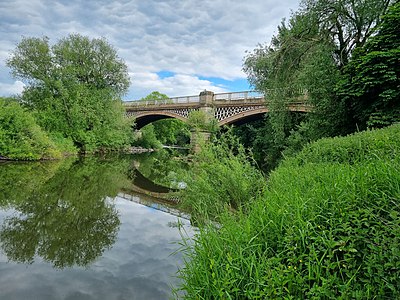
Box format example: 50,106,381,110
242,0,395,159
6,34,132,152
339,1,400,128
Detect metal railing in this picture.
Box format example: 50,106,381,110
213,91,264,101
124,91,265,106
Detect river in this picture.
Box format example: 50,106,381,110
0,152,193,299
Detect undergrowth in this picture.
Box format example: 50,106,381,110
176,124,400,299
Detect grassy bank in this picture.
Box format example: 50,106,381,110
177,124,400,299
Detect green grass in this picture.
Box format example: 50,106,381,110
176,124,400,299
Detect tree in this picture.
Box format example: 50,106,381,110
140,91,172,103
339,1,400,128
6,34,132,152
302,0,392,68
243,0,393,159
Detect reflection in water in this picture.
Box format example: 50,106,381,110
0,157,129,268
0,154,193,299
133,149,188,188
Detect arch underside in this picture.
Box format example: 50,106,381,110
131,112,188,129
218,108,269,126
130,106,306,129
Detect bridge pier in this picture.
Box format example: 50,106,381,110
190,129,211,153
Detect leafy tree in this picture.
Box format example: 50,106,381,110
140,91,172,103
339,1,400,129
302,0,392,67
243,0,393,161
187,110,218,133
133,123,162,149
6,34,132,152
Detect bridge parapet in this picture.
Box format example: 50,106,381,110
124,90,265,107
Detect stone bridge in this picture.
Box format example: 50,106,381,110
124,90,310,129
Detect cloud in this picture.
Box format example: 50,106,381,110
128,72,228,100
0,80,25,96
0,0,299,99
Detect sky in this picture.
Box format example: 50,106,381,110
0,0,300,101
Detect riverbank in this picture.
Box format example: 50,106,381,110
177,124,400,299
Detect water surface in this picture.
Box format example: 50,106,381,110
0,154,192,299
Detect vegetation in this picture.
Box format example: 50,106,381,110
187,110,218,133
177,124,400,299
178,131,265,224
6,34,133,153
139,91,173,104
177,2,399,298
133,91,191,149
132,123,162,149
0,97,66,160
241,0,396,167
338,1,400,128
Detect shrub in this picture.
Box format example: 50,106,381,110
178,131,265,224
0,98,62,160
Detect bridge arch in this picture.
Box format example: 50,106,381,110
217,107,269,126
132,111,188,129
125,90,310,130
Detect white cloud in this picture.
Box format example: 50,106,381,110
0,0,300,99
0,80,25,96
128,72,228,100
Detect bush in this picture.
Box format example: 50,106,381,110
178,131,265,224
177,124,400,299
287,124,400,165
0,98,62,160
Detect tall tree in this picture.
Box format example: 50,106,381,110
302,0,392,67
7,34,132,152
243,0,393,157
339,1,400,128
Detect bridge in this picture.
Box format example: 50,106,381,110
124,90,310,129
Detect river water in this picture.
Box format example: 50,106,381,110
0,152,193,299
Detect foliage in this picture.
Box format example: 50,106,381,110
0,97,63,160
136,91,191,147
302,0,392,67
152,119,191,146
177,124,400,299
243,0,393,159
187,110,218,133
6,34,132,152
132,123,162,149
339,1,400,129
232,118,289,172
139,91,172,104
178,130,265,224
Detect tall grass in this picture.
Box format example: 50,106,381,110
176,124,400,299
178,131,265,224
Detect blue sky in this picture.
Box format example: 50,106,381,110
0,0,300,100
